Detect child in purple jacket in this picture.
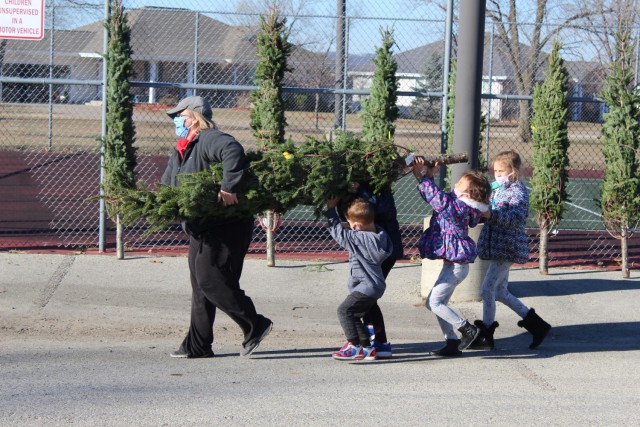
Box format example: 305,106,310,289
412,156,491,357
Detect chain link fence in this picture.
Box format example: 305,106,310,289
0,1,638,268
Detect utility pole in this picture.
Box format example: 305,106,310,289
451,0,488,301
451,0,486,181
334,0,346,130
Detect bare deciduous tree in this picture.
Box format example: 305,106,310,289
486,1,598,143
423,1,603,142
570,0,639,64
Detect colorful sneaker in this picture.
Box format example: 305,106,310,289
372,340,392,359
363,346,378,360
332,342,365,360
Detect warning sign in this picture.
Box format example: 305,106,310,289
0,0,45,40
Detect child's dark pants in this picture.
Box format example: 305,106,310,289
337,291,378,346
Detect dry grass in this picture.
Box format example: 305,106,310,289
0,103,607,170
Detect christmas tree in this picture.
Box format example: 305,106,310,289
249,6,291,150
103,0,137,258
600,30,640,278
359,29,402,194
530,40,571,274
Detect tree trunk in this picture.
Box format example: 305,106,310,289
116,215,124,260
517,99,531,143
265,210,276,267
621,234,629,278
539,225,549,275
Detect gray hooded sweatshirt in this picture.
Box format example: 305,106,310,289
325,208,393,299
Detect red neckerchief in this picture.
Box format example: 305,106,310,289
176,133,196,159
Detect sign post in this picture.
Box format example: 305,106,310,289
0,0,45,40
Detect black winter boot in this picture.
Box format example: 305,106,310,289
430,339,462,357
457,321,480,350
468,320,499,350
517,308,551,349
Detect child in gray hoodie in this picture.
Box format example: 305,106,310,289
325,196,393,360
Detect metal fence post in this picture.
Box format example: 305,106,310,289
98,0,108,252
47,2,54,151
334,0,345,129
635,29,639,88
342,16,349,130
438,0,454,188
484,22,495,166
194,12,199,96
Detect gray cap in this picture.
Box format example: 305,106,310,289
166,96,212,120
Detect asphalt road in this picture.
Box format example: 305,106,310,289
1,253,639,426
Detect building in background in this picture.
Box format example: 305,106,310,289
0,7,331,109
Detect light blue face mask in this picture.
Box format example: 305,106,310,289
491,173,513,190
173,116,190,138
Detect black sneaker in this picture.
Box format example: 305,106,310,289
240,317,273,357
169,348,214,359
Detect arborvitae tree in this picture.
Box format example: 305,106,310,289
360,28,400,194
249,5,292,151
361,29,398,144
103,0,136,259
411,51,443,122
530,40,571,275
248,5,293,266
600,30,640,278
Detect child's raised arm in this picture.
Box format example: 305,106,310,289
412,156,438,181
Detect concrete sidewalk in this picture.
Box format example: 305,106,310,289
1,252,639,426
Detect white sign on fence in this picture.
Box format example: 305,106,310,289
0,0,45,40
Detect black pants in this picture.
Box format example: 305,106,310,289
362,256,396,343
179,218,263,356
337,291,378,346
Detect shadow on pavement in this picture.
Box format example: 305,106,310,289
510,278,640,298
251,321,640,361
479,321,640,359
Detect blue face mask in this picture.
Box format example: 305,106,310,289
173,116,190,138
491,173,513,190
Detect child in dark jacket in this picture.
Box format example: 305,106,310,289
412,156,491,357
352,182,403,359
325,196,393,360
